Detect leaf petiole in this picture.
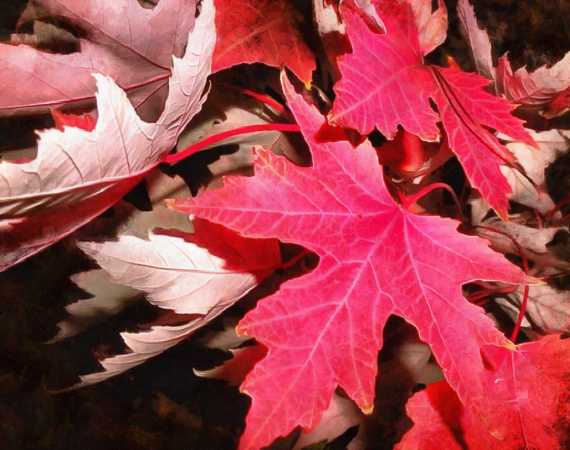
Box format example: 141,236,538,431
165,123,301,165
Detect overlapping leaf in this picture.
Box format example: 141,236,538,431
212,0,315,82
73,218,280,385
470,128,570,221
498,284,570,334
1,1,566,448
456,0,494,79
171,74,524,449
398,335,570,449
0,0,215,271
0,0,197,119
408,0,447,56
330,0,534,216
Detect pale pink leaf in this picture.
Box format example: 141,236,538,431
496,52,570,116
457,0,570,118
0,0,197,118
457,0,494,80
0,0,215,271
72,218,280,386
78,222,280,315
499,129,569,214
498,284,570,334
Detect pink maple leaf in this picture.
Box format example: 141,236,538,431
330,0,535,217
171,73,524,449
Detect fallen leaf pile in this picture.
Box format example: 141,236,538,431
1,0,569,449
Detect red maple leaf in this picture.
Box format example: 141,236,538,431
212,0,315,82
329,0,535,217
171,74,524,449
397,335,570,449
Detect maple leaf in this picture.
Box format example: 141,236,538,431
212,0,315,82
195,341,366,449
79,219,280,315
329,0,534,217
313,0,443,83
170,74,524,449
0,0,215,271
0,0,197,120
73,218,280,385
397,335,570,450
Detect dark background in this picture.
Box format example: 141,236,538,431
1,1,568,449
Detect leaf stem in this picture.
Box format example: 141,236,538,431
165,123,301,165
219,83,287,114
467,285,518,304
510,285,530,342
401,182,465,221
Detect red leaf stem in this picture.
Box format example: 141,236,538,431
510,284,530,342
219,83,287,114
401,182,465,220
165,123,301,165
